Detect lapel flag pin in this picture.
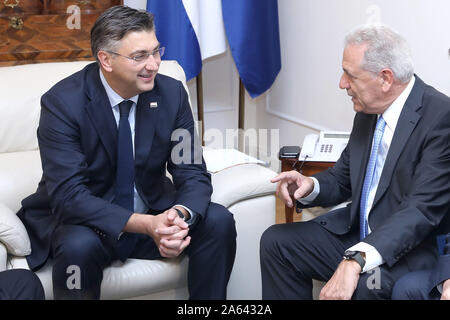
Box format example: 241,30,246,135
150,102,158,108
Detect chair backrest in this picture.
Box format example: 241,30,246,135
0,60,190,212
0,60,191,154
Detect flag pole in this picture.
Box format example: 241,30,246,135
238,78,245,151
196,71,205,146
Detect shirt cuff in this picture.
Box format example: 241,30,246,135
346,242,384,273
175,204,198,226
298,177,320,204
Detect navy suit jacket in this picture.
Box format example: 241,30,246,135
18,63,212,270
298,75,450,271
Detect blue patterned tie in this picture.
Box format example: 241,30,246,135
114,100,135,261
359,116,386,240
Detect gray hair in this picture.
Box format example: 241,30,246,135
90,5,155,62
344,25,414,83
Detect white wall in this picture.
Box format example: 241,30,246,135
126,0,450,171
262,0,450,156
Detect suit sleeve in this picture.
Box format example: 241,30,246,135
38,92,132,240
166,82,212,218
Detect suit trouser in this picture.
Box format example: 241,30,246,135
51,202,236,299
0,269,45,300
260,220,410,300
392,270,440,300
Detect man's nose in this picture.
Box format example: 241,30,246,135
144,55,159,70
339,74,349,89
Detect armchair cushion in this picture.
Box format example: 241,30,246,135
0,151,42,212
0,61,94,153
211,164,277,207
0,203,31,256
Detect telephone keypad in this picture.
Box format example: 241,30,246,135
320,144,333,153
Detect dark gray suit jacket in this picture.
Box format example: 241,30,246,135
298,75,450,271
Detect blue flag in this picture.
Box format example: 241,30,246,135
146,0,226,81
147,0,201,81
222,0,282,98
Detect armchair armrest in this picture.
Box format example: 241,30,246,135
210,164,277,208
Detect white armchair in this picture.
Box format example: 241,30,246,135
0,60,277,299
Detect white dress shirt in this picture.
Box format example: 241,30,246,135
301,76,416,273
99,70,195,223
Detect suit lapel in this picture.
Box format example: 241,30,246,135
84,64,118,166
372,76,423,207
350,114,377,220
135,85,161,172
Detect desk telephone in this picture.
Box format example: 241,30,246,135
300,131,350,162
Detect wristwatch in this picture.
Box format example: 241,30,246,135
174,208,186,222
343,251,366,272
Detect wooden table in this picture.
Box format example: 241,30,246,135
279,152,335,223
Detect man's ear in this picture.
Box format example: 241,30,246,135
97,51,113,72
380,69,394,92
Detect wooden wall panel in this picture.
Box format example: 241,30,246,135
0,0,122,66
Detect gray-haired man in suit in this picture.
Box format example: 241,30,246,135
261,24,450,300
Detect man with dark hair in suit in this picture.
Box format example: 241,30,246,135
0,269,44,300
392,233,450,300
261,24,450,300
17,5,236,299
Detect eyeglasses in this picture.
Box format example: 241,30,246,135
106,46,165,63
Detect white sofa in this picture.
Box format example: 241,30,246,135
0,60,277,299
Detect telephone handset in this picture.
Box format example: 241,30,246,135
300,131,350,162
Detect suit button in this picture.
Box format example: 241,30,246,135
320,220,327,226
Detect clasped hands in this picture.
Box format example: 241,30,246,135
125,207,190,258
152,207,191,258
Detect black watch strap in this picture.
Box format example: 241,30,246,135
174,208,186,221
343,251,365,272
